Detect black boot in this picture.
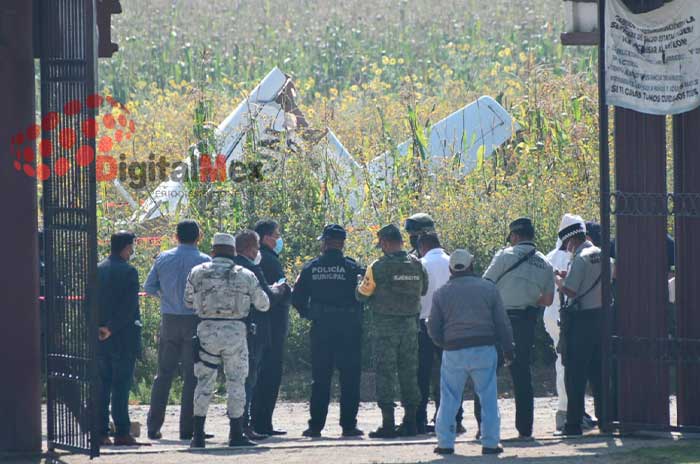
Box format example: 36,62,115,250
229,417,257,447
190,416,206,449
397,406,418,437
243,415,267,440
369,407,397,439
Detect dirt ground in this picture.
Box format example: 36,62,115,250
8,396,698,464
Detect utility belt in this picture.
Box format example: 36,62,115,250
560,306,603,317
308,302,360,320
198,316,257,336
194,317,247,368
506,306,541,321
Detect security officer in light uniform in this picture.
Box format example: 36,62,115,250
357,224,428,438
483,218,554,440
185,233,270,449
292,224,365,438
555,220,603,437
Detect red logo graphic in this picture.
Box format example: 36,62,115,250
9,94,136,180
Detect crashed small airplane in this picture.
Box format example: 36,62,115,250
129,67,307,222
124,68,520,224
368,96,520,183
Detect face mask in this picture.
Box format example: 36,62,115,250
409,235,419,250
129,245,136,259
253,251,262,265
274,237,284,254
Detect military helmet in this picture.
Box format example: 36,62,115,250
404,213,435,234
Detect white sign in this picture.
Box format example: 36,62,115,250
605,0,700,115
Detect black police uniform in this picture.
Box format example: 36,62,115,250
292,246,364,433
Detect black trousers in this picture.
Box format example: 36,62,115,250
252,307,289,433
244,330,267,427
147,314,198,436
507,311,536,437
98,347,136,437
564,310,603,432
308,316,362,431
417,320,463,426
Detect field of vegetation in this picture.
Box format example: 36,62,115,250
97,0,604,403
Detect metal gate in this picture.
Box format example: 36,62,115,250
39,0,101,457
598,0,700,433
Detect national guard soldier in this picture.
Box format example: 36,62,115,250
185,233,270,449
357,224,428,438
404,213,435,258
555,220,603,437
483,218,555,440
292,224,365,438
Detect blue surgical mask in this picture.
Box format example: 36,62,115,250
253,251,262,265
274,237,284,254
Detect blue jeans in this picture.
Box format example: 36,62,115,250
436,345,500,449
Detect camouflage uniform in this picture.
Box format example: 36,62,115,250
185,256,270,419
357,241,428,411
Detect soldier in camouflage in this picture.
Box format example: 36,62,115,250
404,213,435,258
356,224,429,438
184,233,270,448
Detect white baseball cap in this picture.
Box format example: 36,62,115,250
449,249,475,272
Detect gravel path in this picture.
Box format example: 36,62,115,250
8,397,694,464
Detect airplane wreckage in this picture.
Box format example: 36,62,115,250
116,67,520,225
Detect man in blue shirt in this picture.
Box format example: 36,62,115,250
144,220,211,440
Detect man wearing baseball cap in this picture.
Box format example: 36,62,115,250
428,249,514,455
185,233,270,448
292,225,365,438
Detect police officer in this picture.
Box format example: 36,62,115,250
555,221,603,437
483,218,554,440
185,233,270,448
404,213,435,257
292,224,365,438
357,224,428,438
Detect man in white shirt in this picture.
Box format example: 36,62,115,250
415,233,462,434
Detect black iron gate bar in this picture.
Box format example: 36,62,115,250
611,337,700,364
40,0,100,458
598,0,700,434
607,192,700,218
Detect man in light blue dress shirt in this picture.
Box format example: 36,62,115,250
144,220,211,440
